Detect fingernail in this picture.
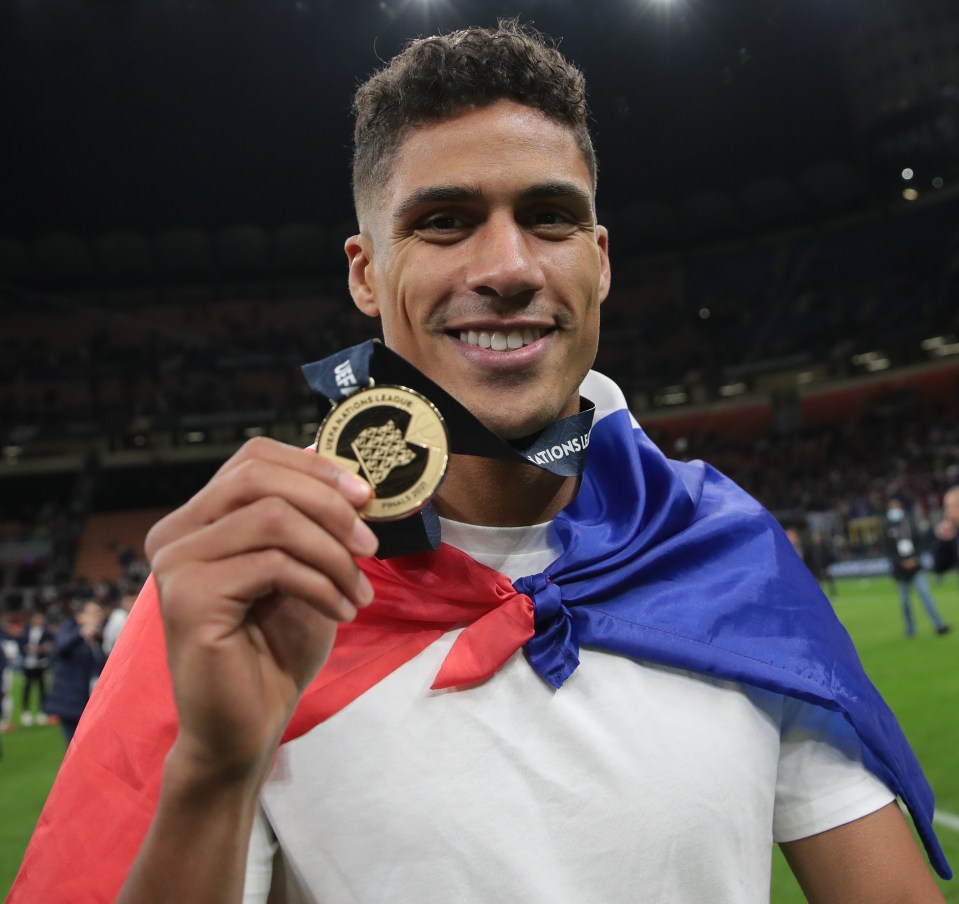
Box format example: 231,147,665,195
352,519,379,557
356,570,375,606
339,596,358,621
340,471,372,504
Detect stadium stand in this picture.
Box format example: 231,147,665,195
1,194,958,613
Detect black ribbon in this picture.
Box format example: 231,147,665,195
302,340,595,557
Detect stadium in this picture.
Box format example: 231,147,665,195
1,0,958,900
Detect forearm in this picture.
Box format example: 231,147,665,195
118,742,268,904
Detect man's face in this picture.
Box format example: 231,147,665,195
347,100,610,440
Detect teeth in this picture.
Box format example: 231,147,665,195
458,328,544,351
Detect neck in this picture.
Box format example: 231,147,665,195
434,454,578,527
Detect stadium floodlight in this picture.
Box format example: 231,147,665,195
901,167,914,180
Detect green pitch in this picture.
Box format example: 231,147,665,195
2,576,957,900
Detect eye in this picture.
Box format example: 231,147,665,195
530,210,567,225
417,214,463,232
525,207,580,237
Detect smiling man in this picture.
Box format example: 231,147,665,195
12,20,949,904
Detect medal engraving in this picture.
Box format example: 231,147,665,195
315,385,449,521
351,420,417,485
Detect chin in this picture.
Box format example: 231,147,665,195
451,383,578,442
478,410,557,442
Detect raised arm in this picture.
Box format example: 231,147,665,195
117,437,378,904
780,801,945,904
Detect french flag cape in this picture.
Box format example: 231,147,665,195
10,372,950,901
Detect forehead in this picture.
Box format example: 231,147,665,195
384,100,592,207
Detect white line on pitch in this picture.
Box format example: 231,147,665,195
933,810,959,832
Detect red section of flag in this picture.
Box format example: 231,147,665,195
10,546,534,903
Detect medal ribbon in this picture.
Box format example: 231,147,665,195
301,340,595,557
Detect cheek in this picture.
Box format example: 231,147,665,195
374,266,416,343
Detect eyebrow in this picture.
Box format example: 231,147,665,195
393,180,595,222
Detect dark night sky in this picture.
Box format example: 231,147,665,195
0,0,857,241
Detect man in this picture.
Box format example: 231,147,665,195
883,498,951,637
42,599,107,744
12,21,949,903
17,609,53,726
933,484,959,577
0,619,13,736
806,528,838,596
101,584,136,654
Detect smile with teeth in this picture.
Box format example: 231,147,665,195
458,327,545,351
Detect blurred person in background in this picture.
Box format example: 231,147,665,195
806,529,837,596
17,610,53,726
102,585,136,654
44,599,107,744
0,618,14,734
785,525,837,597
932,485,959,580
883,499,950,637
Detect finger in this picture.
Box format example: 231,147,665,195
152,497,374,609
159,549,362,636
194,459,378,556
248,593,341,690
147,447,377,561
214,436,372,506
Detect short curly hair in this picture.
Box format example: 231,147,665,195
351,19,596,228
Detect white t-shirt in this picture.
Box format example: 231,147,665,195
243,519,893,903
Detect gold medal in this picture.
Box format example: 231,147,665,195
314,384,449,521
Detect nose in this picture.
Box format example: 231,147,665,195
465,214,546,299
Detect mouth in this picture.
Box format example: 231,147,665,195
455,327,547,351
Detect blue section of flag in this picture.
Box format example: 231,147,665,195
515,408,950,879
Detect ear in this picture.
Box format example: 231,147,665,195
345,233,380,317
596,225,611,304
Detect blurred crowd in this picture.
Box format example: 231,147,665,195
1,294,377,440
0,554,145,744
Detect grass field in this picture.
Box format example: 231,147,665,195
1,576,957,900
